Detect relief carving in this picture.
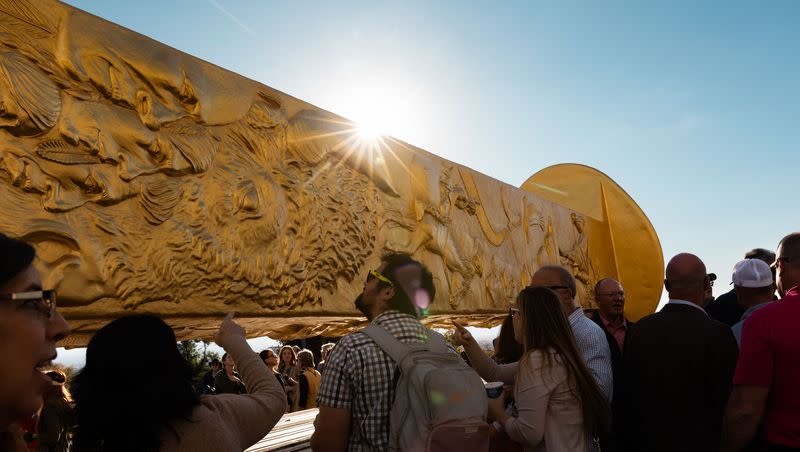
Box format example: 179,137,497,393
0,0,652,343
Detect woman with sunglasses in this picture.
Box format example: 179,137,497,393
452,286,610,451
0,234,70,451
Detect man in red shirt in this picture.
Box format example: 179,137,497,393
722,232,800,451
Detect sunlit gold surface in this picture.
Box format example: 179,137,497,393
521,164,664,321
0,1,663,346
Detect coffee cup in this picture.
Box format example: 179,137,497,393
484,381,504,399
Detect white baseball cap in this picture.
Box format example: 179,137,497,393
731,259,773,288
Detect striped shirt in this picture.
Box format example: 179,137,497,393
316,310,429,451
569,308,614,400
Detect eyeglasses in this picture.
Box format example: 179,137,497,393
0,290,57,317
597,291,625,297
776,256,797,265
509,307,520,317
543,285,570,292
366,269,393,286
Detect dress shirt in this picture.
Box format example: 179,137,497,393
598,312,627,352
568,308,613,400
666,299,708,315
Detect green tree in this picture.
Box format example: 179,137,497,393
177,340,220,389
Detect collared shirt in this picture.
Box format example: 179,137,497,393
316,310,429,452
568,308,614,400
731,302,770,346
598,311,628,352
734,286,800,447
667,299,709,315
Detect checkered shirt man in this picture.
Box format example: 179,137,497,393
316,310,429,451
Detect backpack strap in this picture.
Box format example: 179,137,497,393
362,324,411,365
425,329,452,353
364,325,453,364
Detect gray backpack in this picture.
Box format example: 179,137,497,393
363,324,490,452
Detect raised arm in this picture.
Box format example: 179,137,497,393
451,321,518,384
210,314,287,450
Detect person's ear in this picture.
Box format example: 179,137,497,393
664,279,671,291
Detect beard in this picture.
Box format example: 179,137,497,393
354,293,370,317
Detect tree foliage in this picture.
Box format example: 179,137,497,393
177,340,220,388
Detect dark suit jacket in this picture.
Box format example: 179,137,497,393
592,312,634,451
705,288,743,326
619,302,738,452
590,311,633,402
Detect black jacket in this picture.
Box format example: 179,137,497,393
618,302,738,452
590,311,633,401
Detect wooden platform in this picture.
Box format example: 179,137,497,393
246,408,318,451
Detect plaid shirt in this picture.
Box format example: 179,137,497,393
316,310,429,451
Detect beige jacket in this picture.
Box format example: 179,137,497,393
472,348,588,452
159,337,286,451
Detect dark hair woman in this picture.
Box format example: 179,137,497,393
0,234,70,451
492,314,524,364
214,352,246,395
259,349,287,397
453,286,610,451
71,313,285,451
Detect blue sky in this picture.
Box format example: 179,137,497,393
56,1,798,366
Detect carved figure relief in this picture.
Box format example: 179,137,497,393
0,0,632,343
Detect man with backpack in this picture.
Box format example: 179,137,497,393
311,253,489,452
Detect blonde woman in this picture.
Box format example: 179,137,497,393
292,350,321,411
453,286,610,452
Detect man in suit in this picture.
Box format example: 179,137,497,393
591,278,633,451
591,278,633,396
620,253,739,452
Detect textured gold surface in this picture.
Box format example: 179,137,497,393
0,1,663,346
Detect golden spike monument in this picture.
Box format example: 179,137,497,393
0,0,663,346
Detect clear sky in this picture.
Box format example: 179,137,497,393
55,1,798,367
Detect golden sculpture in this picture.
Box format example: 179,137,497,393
0,0,663,346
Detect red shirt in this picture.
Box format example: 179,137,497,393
734,285,800,447
599,312,627,352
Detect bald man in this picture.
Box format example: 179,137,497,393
619,253,738,452
591,278,633,401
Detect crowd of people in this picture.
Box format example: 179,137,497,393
1,230,799,451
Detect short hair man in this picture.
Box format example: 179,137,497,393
530,265,613,400
722,233,800,450
620,253,738,452
201,358,221,394
707,248,776,326
729,259,775,346
311,253,436,452
591,278,633,400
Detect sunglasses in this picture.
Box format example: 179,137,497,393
0,290,57,317
366,269,393,286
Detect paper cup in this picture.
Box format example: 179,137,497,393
484,381,504,399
